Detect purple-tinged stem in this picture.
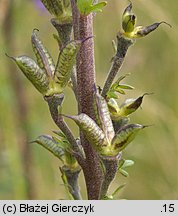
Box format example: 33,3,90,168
71,0,104,200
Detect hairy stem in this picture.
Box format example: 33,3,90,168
60,166,82,200
50,8,82,199
100,154,122,199
69,0,79,100
51,18,73,46
102,33,133,97
71,1,104,200
70,0,79,40
45,94,84,167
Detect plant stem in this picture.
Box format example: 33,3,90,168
60,166,82,200
45,94,84,166
70,68,78,100
100,153,122,199
51,18,73,46
71,1,104,199
70,0,79,40
50,9,83,199
102,33,133,97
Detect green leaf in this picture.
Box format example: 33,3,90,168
119,93,151,117
52,131,72,150
111,124,146,154
118,159,134,177
118,84,134,90
32,135,65,162
112,183,126,197
52,136,68,149
112,118,130,132
109,74,133,96
104,183,126,199
40,0,64,17
6,54,49,95
88,2,107,14
55,40,81,89
106,90,119,99
31,29,55,77
103,195,113,200
122,159,135,168
53,130,67,139
119,168,129,177
77,0,107,16
114,87,125,95
77,0,92,15
107,98,120,114
63,113,108,154
123,15,136,33
115,73,130,84
118,159,125,169
64,151,78,169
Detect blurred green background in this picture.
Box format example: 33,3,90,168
0,0,178,199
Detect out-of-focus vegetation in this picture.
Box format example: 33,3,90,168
0,0,177,199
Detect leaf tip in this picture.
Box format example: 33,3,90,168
159,21,172,28
5,53,16,61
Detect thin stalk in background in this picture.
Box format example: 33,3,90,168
3,1,35,199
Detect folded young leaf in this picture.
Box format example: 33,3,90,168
108,73,133,98
34,134,78,169
7,54,49,95
122,2,136,33
107,98,120,115
94,92,115,142
107,98,121,122
64,113,108,151
121,2,171,39
40,0,64,17
33,135,65,161
54,40,81,88
52,131,72,149
53,130,67,139
119,93,151,116
112,117,130,134
125,21,171,38
31,29,55,77
111,124,146,153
